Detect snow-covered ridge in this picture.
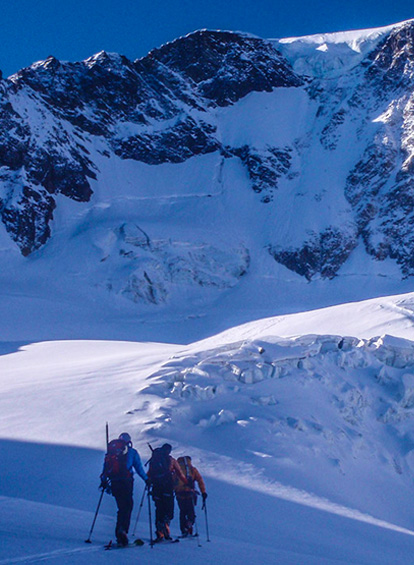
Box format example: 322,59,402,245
278,19,408,49
274,19,413,77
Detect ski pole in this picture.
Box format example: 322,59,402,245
132,487,146,536
193,501,202,548
85,423,110,543
85,488,105,543
187,489,202,547
203,499,210,542
147,485,154,548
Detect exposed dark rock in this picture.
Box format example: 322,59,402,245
320,109,347,150
268,228,358,280
1,187,56,255
0,29,305,256
113,117,220,164
365,21,414,94
145,30,304,106
26,148,96,201
230,145,292,201
345,138,398,229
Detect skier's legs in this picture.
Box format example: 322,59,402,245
111,479,134,540
177,497,195,533
187,496,195,527
177,497,187,533
162,491,174,537
152,485,166,537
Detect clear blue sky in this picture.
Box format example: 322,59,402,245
1,0,413,77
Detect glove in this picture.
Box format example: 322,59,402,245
202,492,208,501
99,476,111,494
99,477,108,490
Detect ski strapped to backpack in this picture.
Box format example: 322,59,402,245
103,439,132,481
183,456,195,491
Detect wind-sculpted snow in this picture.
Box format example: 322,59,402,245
143,333,414,507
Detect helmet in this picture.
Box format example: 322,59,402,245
119,432,132,446
161,443,172,454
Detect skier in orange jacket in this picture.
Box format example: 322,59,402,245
174,456,207,537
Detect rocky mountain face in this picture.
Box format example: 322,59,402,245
2,22,414,304
0,31,301,257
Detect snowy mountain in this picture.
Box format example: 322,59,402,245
2,20,414,341
4,20,414,563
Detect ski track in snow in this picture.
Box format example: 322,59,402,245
0,547,100,565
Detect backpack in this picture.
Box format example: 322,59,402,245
178,456,194,488
148,447,172,487
103,439,132,480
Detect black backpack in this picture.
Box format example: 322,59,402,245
148,448,172,487
103,439,132,480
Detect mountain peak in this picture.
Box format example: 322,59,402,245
141,28,302,106
83,50,130,69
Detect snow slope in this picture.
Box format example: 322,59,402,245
2,295,414,562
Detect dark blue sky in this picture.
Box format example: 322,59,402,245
1,0,413,77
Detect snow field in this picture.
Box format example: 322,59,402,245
3,306,414,561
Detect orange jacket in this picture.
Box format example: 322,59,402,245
175,456,206,498
171,456,188,484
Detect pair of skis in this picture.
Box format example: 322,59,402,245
104,538,179,550
104,539,144,550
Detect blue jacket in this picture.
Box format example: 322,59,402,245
128,447,148,482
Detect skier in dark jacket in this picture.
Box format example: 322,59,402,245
175,456,207,536
147,443,187,541
100,432,148,546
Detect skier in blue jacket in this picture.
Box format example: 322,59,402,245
101,432,149,546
